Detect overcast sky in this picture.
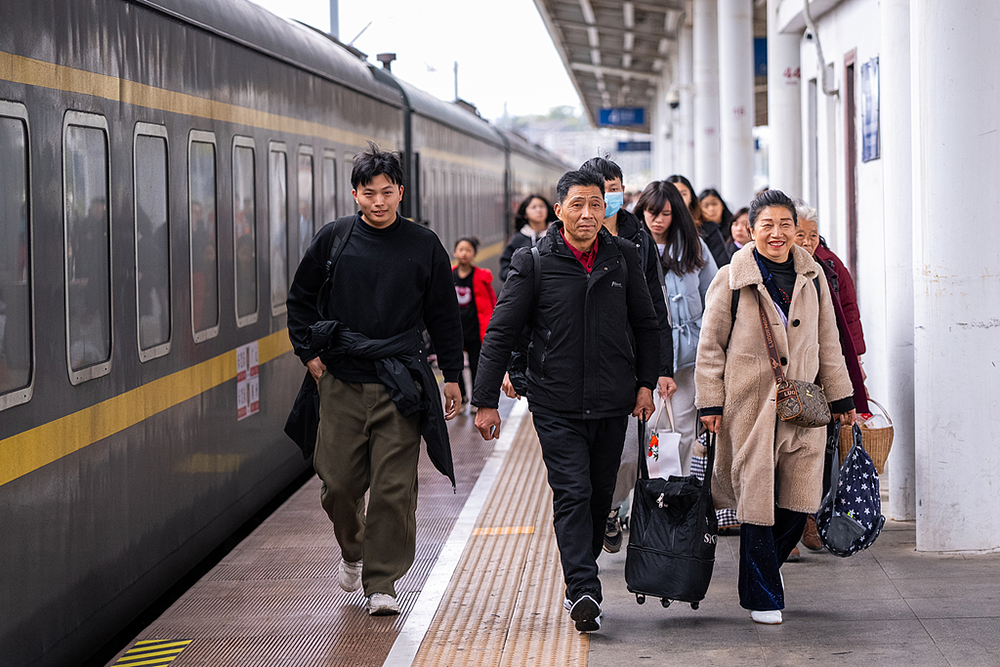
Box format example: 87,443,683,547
247,0,582,121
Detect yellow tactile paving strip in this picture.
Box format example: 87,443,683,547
412,415,588,667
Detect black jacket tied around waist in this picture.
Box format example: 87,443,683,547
284,320,455,487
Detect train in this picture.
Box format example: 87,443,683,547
0,1,567,665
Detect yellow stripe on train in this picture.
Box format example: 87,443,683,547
0,332,294,487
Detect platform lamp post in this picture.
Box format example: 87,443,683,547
329,0,339,39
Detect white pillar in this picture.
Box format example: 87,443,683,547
881,0,916,522
678,21,695,177
693,0,721,191
766,0,802,198
717,0,755,208
911,0,1000,551
653,68,673,179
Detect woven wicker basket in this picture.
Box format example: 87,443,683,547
838,398,894,474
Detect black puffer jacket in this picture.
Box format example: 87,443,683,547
473,223,659,419
616,208,674,377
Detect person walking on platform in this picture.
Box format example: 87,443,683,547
635,181,717,474
452,236,497,409
499,194,556,281
286,144,464,617
472,169,659,633
667,174,731,268
578,156,676,555
793,201,870,551
696,189,854,625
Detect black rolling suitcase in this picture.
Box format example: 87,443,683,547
624,423,718,609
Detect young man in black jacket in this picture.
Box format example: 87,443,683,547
286,144,463,617
580,157,677,552
472,169,659,633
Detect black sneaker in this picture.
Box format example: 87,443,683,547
603,507,623,553
570,594,602,632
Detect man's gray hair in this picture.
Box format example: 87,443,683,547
794,199,818,225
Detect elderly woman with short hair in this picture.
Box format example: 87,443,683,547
695,189,854,625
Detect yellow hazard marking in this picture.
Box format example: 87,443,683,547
472,526,536,536
0,331,293,487
111,639,192,666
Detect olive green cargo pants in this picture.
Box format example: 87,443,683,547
314,373,421,597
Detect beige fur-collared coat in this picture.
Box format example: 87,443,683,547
695,244,853,526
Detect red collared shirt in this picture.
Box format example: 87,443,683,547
560,228,599,273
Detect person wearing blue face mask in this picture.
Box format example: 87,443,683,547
580,156,676,554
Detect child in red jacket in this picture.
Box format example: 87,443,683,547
453,237,497,408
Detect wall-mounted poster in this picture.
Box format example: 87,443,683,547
861,57,880,162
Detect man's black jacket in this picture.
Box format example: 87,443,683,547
472,223,660,419
616,208,674,377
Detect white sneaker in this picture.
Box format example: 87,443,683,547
366,593,400,616
750,609,783,625
338,559,362,592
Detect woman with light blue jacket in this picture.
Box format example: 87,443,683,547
636,181,718,473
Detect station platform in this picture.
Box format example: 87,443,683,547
105,398,1000,667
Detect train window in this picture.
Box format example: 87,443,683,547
63,112,112,384
0,102,32,408
341,158,354,220
133,123,171,361
233,136,257,327
297,147,314,258
269,142,288,314
188,131,219,342
323,151,337,224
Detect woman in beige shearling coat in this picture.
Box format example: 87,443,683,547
695,189,854,625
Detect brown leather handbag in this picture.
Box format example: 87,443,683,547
756,293,831,428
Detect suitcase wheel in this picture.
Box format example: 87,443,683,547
690,601,700,610
660,598,671,608
635,594,645,605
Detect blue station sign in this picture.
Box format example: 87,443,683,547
599,107,646,127
617,141,651,152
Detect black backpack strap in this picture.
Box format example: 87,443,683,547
318,215,355,319
727,288,740,347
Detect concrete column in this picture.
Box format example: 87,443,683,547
678,21,695,177
880,0,916,522
717,0,755,208
653,67,673,179
766,0,802,198
911,0,1000,551
693,0,721,190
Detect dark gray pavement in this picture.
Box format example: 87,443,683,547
592,520,1000,667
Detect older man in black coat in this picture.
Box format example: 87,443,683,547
472,169,659,633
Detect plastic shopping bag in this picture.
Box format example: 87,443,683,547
645,395,682,479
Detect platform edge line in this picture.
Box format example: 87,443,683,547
382,398,529,667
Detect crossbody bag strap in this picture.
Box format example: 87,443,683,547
756,291,787,386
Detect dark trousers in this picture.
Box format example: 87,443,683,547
459,335,481,399
531,412,628,604
738,507,808,611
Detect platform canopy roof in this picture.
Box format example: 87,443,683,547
533,0,687,133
